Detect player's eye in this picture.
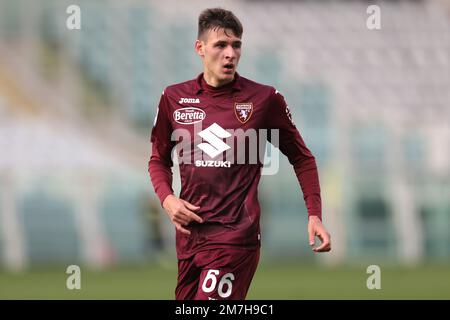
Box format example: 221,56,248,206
216,43,226,48
233,43,241,49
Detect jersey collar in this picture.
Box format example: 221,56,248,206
193,72,243,94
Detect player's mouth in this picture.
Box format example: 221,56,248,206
223,63,234,74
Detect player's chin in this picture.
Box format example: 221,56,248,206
220,71,235,79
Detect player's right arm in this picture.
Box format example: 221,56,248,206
148,91,203,235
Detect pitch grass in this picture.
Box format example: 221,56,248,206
0,262,449,299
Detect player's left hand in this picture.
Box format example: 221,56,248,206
308,216,331,253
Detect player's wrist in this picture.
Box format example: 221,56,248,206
308,214,322,222
162,194,176,209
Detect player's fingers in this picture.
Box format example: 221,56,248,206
181,207,203,223
314,242,331,252
181,199,200,211
172,215,189,226
313,232,331,252
175,222,191,235
171,210,190,224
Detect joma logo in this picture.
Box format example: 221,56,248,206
179,98,200,104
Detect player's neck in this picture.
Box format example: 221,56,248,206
203,72,235,88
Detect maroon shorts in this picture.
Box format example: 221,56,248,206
175,247,260,300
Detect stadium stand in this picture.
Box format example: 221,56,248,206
0,0,449,269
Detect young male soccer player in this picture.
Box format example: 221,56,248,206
149,8,331,300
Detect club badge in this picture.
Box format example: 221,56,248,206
234,102,253,124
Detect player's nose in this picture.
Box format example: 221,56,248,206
224,45,237,60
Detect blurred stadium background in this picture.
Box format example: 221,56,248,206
0,0,449,299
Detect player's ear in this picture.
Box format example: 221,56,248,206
195,39,205,57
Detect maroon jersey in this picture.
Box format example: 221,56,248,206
149,73,321,259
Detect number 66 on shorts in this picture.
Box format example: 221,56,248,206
175,248,260,300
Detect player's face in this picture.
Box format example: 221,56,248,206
195,28,242,87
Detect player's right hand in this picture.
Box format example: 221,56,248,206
162,195,203,235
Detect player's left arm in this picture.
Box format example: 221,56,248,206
266,88,331,253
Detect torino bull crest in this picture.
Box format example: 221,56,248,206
234,102,253,124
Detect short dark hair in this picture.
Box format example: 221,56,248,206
198,8,243,40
